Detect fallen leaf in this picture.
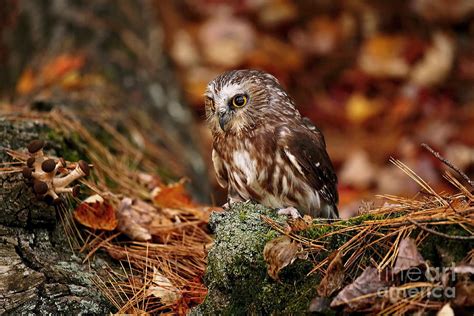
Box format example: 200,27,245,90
452,281,474,307
358,35,410,78
263,235,306,281
393,237,425,274
151,179,195,209
412,0,474,22
345,93,383,123
116,198,152,241
257,0,297,27
16,68,35,94
198,13,255,67
308,296,332,313
339,150,376,189
436,303,455,316
331,267,387,311
74,194,117,230
317,251,345,297
147,267,181,305
40,54,85,85
136,172,163,190
287,215,313,232
410,32,454,86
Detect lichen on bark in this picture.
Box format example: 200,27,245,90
0,118,113,315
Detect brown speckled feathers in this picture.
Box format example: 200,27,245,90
205,69,338,218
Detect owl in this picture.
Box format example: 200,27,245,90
205,69,338,218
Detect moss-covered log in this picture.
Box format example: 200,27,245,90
194,199,473,314
192,202,320,315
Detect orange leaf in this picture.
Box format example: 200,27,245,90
74,194,117,230
40,54,85,85
16,68,36,94
151,179,195,209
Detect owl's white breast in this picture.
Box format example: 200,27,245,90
232,150,258,185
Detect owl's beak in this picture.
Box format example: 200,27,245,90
218,111,231,131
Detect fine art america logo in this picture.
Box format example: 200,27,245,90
376,264,457,300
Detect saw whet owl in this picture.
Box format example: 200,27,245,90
205,69,338,218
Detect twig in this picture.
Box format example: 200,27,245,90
407,218,474,240
421,143,473,187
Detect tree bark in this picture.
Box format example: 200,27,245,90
0,119,114,314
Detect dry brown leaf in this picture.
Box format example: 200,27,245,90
308,296,331,313
198,13,255,67
339,150,377,189
287,215,313,232
452,281,474,307
147,267,181,305
317,251,345,297
263,235,306,281
73,194,117,230
410,32,454,86
331,267,387,311
116,198,152,241
393,237,425,274
151,179,196,209
358,35,410,78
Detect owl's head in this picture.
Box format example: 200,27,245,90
204,69,297,135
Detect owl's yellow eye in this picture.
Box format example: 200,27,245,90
231,94,248,108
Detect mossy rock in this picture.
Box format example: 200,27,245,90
192,202,320,315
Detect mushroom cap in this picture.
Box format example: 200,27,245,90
78,160,90,176
72,185,80,197
33,180,49,195
22,167,33,179
42,159,57,173
27,140,45,153
26,157,35,168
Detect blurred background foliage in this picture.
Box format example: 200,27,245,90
1,0,474,217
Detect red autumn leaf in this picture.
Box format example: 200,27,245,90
151,179,196,209
74,194,117,230
40,53,85,84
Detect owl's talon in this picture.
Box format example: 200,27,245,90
277,207,302,219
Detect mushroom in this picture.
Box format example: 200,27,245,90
21,140,91,205
56,185,81,197
53,160,90,188
26,140,46,170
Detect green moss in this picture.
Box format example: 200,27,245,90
193,202,320,315
194,202,470,315
43,130,86,162
418,224,472,266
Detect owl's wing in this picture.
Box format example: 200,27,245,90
276,125,338,207
212,149,228,188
